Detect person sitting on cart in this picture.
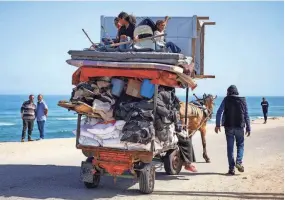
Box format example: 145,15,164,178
176,123,197,172
154,16,181,53
117,12,136,51
102,17,122,45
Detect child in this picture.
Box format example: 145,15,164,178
154,16,181,53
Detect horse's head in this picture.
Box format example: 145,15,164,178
202,93,217,118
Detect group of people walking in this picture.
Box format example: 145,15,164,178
20,94,48,142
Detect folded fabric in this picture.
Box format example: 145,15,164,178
92,99,111,112
83,117,102,126
92,130,121,140
102,137,122,146
79,136,100,147
74,128,103,145
87,122,115,135
126,142,151,150
114,120,126,130
93,109,114,121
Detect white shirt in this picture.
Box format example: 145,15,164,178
154,30,166,46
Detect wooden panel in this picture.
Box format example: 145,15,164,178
203,22,216,26
197,16,210,20
200,25,205,75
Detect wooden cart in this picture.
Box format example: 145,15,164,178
76,85,184,194
70,65,198,194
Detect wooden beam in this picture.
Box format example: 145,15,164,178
194,75,216,79
197,16,210,20
200,25,205,75
203,21,216,26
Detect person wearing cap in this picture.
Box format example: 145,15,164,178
215,85,251,175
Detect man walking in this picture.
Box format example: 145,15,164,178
261,97,269,124
21,95,37,142
215,85,251,175
36,94,48,140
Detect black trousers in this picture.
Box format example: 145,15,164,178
22,119,34,140
263,110,268,122
178,135,196,164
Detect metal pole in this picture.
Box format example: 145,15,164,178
151,84,158,152
76,114,82,147
184,88,189,130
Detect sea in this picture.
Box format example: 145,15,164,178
0,95,283,142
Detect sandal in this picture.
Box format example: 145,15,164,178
185,164,197,172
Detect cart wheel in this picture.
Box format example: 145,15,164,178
84,175,100,189
138,163,155,194
84,157,100,189
164,149,183,175
82,150,93,158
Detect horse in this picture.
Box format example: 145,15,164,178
179,94,217,163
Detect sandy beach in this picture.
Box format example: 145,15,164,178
0,118,283,200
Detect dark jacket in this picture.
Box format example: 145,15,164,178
216,96,251,132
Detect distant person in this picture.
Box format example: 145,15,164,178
215,85,251,175
20,95,36,142
261,97,269,124
36,94,48,140
154,16,181,53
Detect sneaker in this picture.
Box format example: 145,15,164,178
236,163,245,172
28,139,34,142
21,139,24,142
226,169,235,175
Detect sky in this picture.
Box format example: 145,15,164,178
0,1,283,97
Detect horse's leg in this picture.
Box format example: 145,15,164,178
200,126,210,163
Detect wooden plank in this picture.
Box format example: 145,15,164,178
197,16,210,20
194,75,216,79
200,25,205,75
203,21,216,26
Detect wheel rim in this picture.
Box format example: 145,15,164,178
172,154,180,169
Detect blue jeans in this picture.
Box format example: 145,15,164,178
37,120,45,139
119,36,132,51
166,42,181,53
225,127,244,170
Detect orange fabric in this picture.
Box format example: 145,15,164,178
72,66,191,88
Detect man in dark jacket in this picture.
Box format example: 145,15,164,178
215,85,251,175
261,97,269,124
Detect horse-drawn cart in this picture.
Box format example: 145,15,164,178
59,15,215,194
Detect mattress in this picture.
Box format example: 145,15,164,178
68,50,186,60
66,59,184,74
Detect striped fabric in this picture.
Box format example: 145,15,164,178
21,101,36,120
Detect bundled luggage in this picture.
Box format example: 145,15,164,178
59,76,182,151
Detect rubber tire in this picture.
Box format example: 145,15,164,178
82,150,93,158
164,149,183,175
138,163,155,194
84,175,100,189
83,157,100,189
